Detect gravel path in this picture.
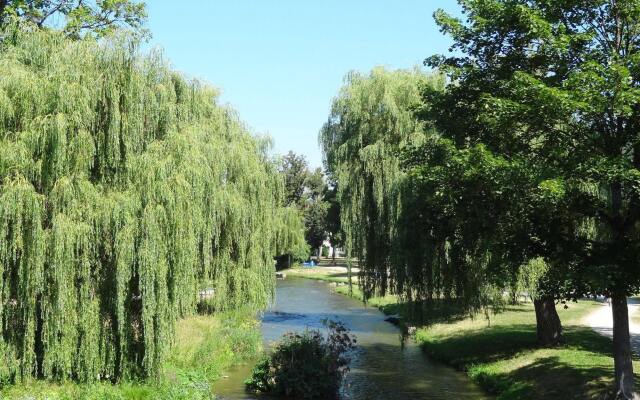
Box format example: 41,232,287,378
584,298,640,355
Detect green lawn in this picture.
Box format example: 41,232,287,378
415,301,632,399
0,311,262,400
283,264,358,285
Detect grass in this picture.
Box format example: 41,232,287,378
283,261,358,285
291,267,633,399
0,310,262,400
286,270,353,284
335,285,400,313
415,301,638,399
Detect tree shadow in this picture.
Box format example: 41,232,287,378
380,298,471,326
473,356,615,399
419,323,631,399
424,324,614,367
423,324,540,366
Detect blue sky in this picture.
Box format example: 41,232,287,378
147,1,460,168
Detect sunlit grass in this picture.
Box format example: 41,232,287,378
0,311,262,400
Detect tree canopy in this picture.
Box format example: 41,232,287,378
0,26,302,383
0,0,147,38
320,67,448,299
427,1,640,395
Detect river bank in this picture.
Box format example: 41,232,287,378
0,311,262,400
284,261,640,400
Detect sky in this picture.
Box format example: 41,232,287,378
146,1,460,168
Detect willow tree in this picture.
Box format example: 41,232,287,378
0,27,301,383
321,67,553,335
320,68,446,298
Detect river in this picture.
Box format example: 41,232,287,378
213,277,489,399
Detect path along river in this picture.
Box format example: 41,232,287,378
213,277,489,400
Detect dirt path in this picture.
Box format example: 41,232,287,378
584,298,640,355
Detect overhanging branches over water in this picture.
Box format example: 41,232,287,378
0,28,304,382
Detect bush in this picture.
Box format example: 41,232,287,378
245,320,356,399
321,245,330,258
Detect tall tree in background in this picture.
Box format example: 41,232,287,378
429,1,640,396
277,153,329,263
0,0,147,38
321,68,444,299
324,179,343,265
303,168,328,258
279,151,309,207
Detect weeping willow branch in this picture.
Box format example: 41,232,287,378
320,68,513,316
0,27,302,382
320,68,441,299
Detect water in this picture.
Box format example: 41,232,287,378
213,278,489,399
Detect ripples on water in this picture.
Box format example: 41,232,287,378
214,278,489,400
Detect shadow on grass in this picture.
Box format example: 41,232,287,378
380,298,471,327
472,356,614,400
423,325,612,367
420,324,623,399
422,324,539,366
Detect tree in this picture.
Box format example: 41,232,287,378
277,153,329,261
428,1,640,395
320,68,445,299
0,27,301,383
302,167,329,258
398,137,532,320
279,151,309,207
0,0,147,38
303,199,328,259
321,63,563,350
323,180,343,265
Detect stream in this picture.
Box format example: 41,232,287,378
213,277,489,399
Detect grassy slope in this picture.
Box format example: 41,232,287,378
0,312,261,400
307,267,635,399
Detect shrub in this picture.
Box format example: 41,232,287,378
245,320,356,399
321,245,330,258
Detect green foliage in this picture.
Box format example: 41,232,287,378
278,151,328,257
320,67,509,312
274,206,309,262
303,197,328,254
245,320,356,400
427,0,640,299
0,27,300,383
279,151,309,207
323,182,344,249
0,0,148,38
320,67,444,299
426,0,640,393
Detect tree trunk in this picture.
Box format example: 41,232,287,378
0,0,7,26
534,296,562,346
612,294,635,399
332,247,336,265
